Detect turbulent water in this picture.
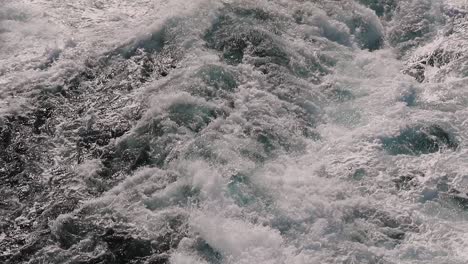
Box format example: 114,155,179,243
1,0,468,263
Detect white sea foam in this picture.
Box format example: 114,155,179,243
2,0,468,263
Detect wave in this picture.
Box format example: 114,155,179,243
1,0,468,263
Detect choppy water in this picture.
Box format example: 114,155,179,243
1,0,468,263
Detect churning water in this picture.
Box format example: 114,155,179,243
1,0,468,263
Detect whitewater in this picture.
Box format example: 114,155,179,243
1,0,468,263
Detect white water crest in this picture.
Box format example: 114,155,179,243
1,0,468,263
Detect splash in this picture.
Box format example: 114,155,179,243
1,0,468,263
